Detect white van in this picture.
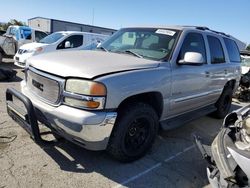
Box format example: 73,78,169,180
14,31,109,68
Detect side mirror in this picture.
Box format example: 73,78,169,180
65,41,71,48
179,52,204,65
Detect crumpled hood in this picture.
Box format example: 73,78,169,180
20,42,48,50
28,50,160,79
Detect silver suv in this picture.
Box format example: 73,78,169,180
6,26,242,162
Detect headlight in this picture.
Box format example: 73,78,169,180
33,47,43,53
65,79,106,96
64,79,106,109
26,47,43,54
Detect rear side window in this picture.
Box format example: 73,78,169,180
57,35,83,49
223,38,240,63
178,32,207,63
207,36,225,64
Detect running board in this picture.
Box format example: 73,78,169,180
160,105,216,131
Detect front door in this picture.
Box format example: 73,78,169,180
168,32,211,117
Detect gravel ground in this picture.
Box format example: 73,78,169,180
0,58,248,188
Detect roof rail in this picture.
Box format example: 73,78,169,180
196,26,210,30
196,26,230,37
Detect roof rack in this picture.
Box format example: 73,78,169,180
195,26,230,37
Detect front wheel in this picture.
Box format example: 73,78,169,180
107,103,159,162
212,87,233,119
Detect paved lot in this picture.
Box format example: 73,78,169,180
0,59,248,188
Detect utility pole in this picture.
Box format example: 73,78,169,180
92,8,95,26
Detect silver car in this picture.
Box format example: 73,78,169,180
6,26,242,162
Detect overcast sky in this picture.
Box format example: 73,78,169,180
1,0,249,44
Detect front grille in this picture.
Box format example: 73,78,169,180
27,69,61,104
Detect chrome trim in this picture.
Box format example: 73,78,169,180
174,89,222,103
7,103,26,120
27,67,65,106
63,91,105,110
101,113,117,126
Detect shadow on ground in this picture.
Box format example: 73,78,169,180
32,103,244,187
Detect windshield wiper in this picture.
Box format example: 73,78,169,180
124,50,143,58
97,46,108,52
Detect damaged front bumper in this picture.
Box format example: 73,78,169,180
6,87,117,151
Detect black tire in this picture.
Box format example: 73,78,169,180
0,52,2,63
107,103,159,162
212,87,233,119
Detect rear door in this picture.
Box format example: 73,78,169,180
205,35,231,102
168,32,211,117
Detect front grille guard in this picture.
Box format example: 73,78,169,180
6,88,41,142
6,88,55,144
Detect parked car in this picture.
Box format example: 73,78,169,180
0,25,47,63
6,26,242,162
233,51,250,101
240,50,250,74
14,31,109,68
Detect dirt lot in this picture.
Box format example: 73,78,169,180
0,59,248,188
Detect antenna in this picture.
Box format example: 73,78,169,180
92,8,95,25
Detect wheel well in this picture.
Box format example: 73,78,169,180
117,92,163,118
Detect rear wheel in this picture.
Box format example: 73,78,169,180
107,103,158,162
212,87,233,119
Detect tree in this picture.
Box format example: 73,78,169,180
247,44,250,51
0,19,27,31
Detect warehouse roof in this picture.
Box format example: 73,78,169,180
28,16,116,31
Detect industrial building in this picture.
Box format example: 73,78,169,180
28,17,116,35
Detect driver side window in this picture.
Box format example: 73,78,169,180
178,33,207,63
57,35,83,49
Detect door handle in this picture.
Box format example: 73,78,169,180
224,69,228,74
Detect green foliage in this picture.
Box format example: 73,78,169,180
247,44,250,51
0,19,27,31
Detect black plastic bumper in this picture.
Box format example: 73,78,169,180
6,88,42,143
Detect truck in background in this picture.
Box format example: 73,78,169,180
14,31,109,68
0,25,47,63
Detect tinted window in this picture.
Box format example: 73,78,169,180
57,35,83,49
35,31,47,42
223,38,240,63
207,36,225,64
178,32,206,62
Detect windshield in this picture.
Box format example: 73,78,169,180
99,28,179,60
40,32,66,44
241,56,250,67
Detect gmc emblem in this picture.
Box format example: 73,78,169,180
32,79,44,92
